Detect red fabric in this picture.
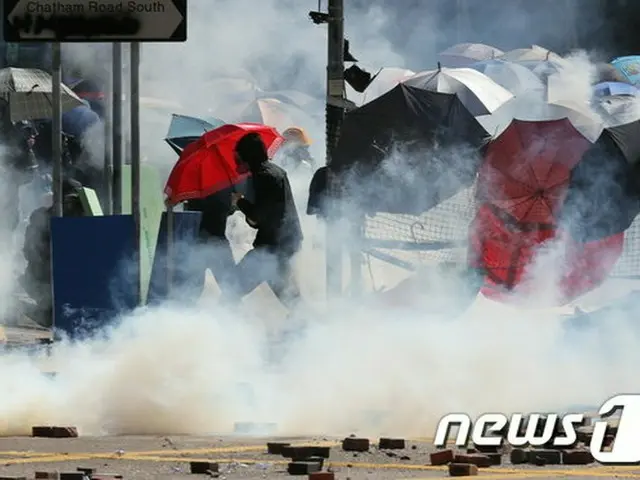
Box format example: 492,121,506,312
477,119,592,226
164,123,283,205
469,205,624,304
470,119,624,305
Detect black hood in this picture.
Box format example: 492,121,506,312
235,132,268,169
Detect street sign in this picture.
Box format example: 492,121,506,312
3,0,186,42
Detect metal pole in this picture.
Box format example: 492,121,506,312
51,43,63,217
166,206,174,299
103,47,114,215
325,0,345,298
112,43,123,214
130,42,141,305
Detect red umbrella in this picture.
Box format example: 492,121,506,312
164,123,283,205
469,205,624,304
476,119,593,225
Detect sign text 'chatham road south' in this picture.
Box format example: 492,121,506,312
3,0,187,42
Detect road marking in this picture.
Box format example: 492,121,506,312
0,451,64,457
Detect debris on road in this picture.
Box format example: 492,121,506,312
562,449,594,465
189,461,219,474
527,448,562,465
453,453,491,467
266,441,291,454
76,468,94,476
509,448,528,464
378,437,405,449
430,448,454,465
32,426,78,438
308,472,335,479
35,473,59,479
287,461,322,475
448,462,478,476
341,437,369,452
59,473,86,480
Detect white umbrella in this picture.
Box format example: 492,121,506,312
346,67,415,107
0,67,84,122
438,43,504,67
498,44,563,64
476,89,604,142
469,59,545,95
403,67,514,116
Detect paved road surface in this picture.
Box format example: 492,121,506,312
0,435,638,479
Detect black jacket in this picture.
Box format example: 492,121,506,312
235,133,303,256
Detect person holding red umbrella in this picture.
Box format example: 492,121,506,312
229,132,304,311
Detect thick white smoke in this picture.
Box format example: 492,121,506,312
1,0,640,440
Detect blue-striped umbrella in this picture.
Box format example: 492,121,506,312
611,56,640,85
593,81,639,98
164,114,225,155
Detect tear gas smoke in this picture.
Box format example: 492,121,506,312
2,0,640,439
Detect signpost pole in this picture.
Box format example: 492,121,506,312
130,42,141,306
103,47,114,215
51,42,63,217
325,0,345,299
112,43,123,214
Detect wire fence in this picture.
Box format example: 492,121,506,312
364,184,640,278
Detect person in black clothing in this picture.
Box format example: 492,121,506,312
183,193,238,301
230,132,304,310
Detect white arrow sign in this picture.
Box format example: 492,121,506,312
7,0,185,41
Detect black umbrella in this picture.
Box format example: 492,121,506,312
562,114,640,242
332,83,489,214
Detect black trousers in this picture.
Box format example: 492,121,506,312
232,246,302,310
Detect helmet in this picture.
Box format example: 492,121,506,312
282,126,312,146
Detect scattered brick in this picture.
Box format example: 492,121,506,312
287,461,322,475
576,426,593,443
527,449,562,465
0,476,27,480
59,474,85,480
453,453,491,468
473,444,500,453
509,448,529,464
90,475,123,480
430,449,454,466
486,453,502,465
311,446,331,458
76,468,94,476
562,449,594,465
341,437,369,452
308,473,334,480
378,438,405,449
35,473,59,480
448,463,478,476
266,442,290,454
189,461,219,474
466,448,477,454
282,446,319,460
32,426,78,438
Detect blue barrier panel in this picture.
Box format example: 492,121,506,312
51,215,138,339
147,211,202,305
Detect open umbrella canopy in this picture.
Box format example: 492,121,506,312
164,113,225,155
470,112,624,305
164,123,283,205
611,56,640,85
234,97,318,135
476,90,604,142
469,59,545,95
498,45,563,64
561,108,640,242
469,204,624,305
438,43,504,68
332,83,488,214
0,67,84,122
404,67,514,116
346,67,416,107
593,81,639,98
